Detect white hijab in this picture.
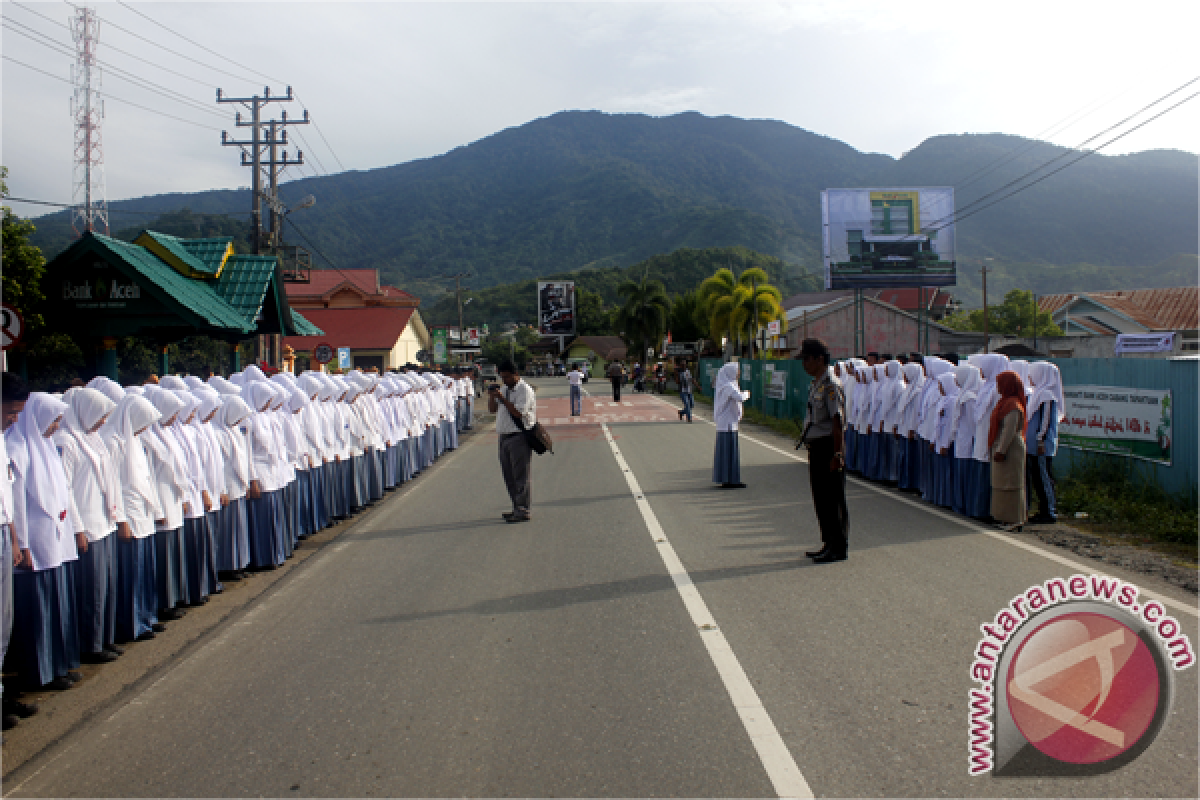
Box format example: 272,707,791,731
102,395,162,511
1028,362,1066,423
59,387,121,523
7,393,71,525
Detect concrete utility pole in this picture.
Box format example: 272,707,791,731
981,262,991,354
451,272,470,364
218,86,305,254
1032,292,1038,352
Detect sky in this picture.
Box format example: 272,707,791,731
3,0,1198,218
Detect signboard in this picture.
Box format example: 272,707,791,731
537,280,576,336
467,328,480,347
767,320,781,336
1,304,25,350
1115,333,1175,354
665,341,699,357
337,347,352,369
765,368,787,401
313,342,335,364
432,328,448,364
821,187,956,289
1060,384,1173,465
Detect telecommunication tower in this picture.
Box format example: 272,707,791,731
70,4,108,235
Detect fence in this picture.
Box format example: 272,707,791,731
698,358,813,425
1050,358,1196,498
699,356,1197,498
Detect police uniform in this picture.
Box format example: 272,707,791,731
801,366,849,557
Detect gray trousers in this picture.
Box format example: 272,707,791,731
498,433,533,514
1,525,11,699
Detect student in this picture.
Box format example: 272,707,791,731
1026,362,1064,524
989,371,1028,531
100,395,163,645
244,382,287,569
55,388,126,664
948,365,981,516
169,392,214,607
917,357,953,501
969,355,1011,520
212,396,252,580
192,392,227,593
895,363,926,492
875,360,905,484
931,372,960,508
711,363,749,489
145,389,191,622
7,394,82,691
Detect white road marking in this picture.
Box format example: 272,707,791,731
600,422,813,799
643,395,1199,620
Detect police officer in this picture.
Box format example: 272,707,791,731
798,338,849,563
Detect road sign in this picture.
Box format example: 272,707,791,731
313,342,335,364
1,304,25,350
337,347,352,369
665,341,699,357
767,320,781,336
467,328,480,347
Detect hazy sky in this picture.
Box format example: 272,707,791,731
3,0,1198,217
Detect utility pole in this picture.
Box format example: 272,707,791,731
981,262,991,354
449,272,470,364
70,5,108,235
1032,292,1038,352
751,274,760,360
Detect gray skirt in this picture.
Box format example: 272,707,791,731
713,430,741,485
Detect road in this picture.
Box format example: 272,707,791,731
6,378,1197,798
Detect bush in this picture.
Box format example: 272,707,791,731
1056,457,1198,546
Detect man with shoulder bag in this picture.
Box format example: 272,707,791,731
488,360,539,523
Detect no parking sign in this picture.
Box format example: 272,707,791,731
1,304,24,350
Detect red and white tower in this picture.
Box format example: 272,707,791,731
70,5,108,235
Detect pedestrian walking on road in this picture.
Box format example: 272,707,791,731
606,360,624,402
489,360,537,523
712,362,748,488
798,339,849,562
567,364,584,416
676,359,694,423
989,371,1028,531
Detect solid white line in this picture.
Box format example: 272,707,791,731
643,395,1198,620
600,422,813,799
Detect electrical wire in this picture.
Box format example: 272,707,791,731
2,195,250,216
284,216,361,287
3,55,220,130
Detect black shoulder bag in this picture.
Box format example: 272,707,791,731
506,387,554,455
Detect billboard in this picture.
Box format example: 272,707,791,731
537,280,576,336
821,187,956,289
1060,384,1172,465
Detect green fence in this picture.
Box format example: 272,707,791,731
698,358,813,426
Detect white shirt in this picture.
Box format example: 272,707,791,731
55,433,125,541
567,369,583,386
494,379,537,434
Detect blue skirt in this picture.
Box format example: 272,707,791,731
247,490,285,568
445,418,458,450
337,459,354,516
713,431,741,485
115,535,157,643
325,461,343,520
919,441,935,501
933,452,955,508
154,527,189,611
182,516,211,605
423,427,436,468
864,433,881,481
845,429,858,474
295,470,314,539
352,455,369,509
883,435,901,483
11,565,78,687
76,533,118,653
217,497,250,572
368,449,385,502
952,457,971,515
965,460,992,519
384,445,397,489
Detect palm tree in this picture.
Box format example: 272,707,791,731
698,267,787,358
616,272,671,365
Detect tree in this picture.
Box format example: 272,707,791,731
943,289,1062,337
2,167,48,331
576,287,613,335
668,289,706,342
615,272,671,363
698,266,786,357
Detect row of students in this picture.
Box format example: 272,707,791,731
0,366,474,726
836,354,1064,529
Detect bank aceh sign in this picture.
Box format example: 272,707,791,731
63,276,144,307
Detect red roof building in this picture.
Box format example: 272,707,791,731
282,268,430,371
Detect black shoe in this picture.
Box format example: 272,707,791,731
811,551,847,563
159,608,185,621
2,714,18,731
42,676,74,691
719,482,747,489
502,511,517,521
136,631,156,641
505,514,531,524
805,546,829,558
152,622,167,633
104,644,125,656
66,670,83,683
4,698,38,718
81,650,119,664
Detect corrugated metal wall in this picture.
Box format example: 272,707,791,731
1051,358,1197,497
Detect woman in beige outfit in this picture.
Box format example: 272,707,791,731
989,371,1027,530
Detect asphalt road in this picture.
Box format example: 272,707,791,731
6,378,1196,798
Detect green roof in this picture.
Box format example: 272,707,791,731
133,230,215,277
214,254,278,325
179,237,234,274
290,309,323,336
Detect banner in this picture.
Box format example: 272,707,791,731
432,328,448,364
822,187,956,289
1114,333,1175,354
1060,384,1173,465
764,365,787,400
537,281,576,336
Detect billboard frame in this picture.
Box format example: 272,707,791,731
537,280,576,337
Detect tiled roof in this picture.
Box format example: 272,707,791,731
179,237,234,274
133,231,215,277
281,307,416,350
214,254,279,325
284,268,379,298
1039,287,1198,331
96,234,252,331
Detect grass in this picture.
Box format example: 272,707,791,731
1054,457,1198,565
692,391,806,442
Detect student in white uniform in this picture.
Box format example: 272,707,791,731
145,388,191,622
55,388,127,663
711,363,749,489
212,396,252,580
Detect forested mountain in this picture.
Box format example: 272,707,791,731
28,111,1198,307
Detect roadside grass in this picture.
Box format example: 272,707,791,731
692,392,806,441
1054,458,1198,566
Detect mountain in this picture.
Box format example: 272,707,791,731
27,111,1198,305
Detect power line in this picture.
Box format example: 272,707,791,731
2,195,250,216
2,55,220,130
289,127,329,175
284,215,361,288
294,91,346,173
